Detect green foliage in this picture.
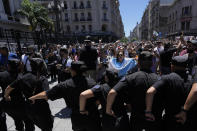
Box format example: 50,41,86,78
17,0,53,31
120,37,129,43
131,37,137,42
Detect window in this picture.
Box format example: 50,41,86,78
74,13,78,21
182,8,184,16
75,25,79,31
169,15,171,22
172,13,174,20
2,0,11,16
64,1,67,9
186,21,190,30
88,25,92,32
81,25,86,32
181,22,185,30
175,11,177,19
103,1,107,9
80,1,84,9
73,1,77,9
67,25,71,32
80,13,85,21
190,6,192,14
185,6,189,15
87,12,92,21
87,1,91,8
102,24,107,31
103,13,107,20
65,13,68,21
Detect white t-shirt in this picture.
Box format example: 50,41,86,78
22,54,32,72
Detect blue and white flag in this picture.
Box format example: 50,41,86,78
108,58,137,77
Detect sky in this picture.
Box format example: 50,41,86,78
119,0,149,37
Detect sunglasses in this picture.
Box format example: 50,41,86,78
118,54,123,57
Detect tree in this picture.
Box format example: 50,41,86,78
17,0,53,31
120,37,129,43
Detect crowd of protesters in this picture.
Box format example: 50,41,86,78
0,35,197,131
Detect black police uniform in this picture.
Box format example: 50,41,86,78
113,70,163,131
79,45,98,70
160,47,177,74
9,73,53,131
0,75,7,131
185,71,197,131
91,83,130,131
0,71,35,131
152,72,190,131
46,74,101,131
0,59,34,131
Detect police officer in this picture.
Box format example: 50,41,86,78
176,68,197,130
79,39,98,80
145,54,194,131
4,58,53,131
0,77,7,131
28,61,102,131
106,51,163,131
80,68,130,131
0,59,35,131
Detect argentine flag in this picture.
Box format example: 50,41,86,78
108,57,137,77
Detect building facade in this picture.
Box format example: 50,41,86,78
0,0,29,31
167,0,197,37
37,0,124,42
138,0,197,40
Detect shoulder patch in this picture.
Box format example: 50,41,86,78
120,77,126,82
93,85,100,89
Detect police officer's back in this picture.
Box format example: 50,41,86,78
146,54,194,131
4,58,53,131
80,68,130,131
107,51,163,131
29,61,102,131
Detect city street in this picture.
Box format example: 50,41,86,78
6,81,73,131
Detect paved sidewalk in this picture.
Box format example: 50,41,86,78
6,81,73,131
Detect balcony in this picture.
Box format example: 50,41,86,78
72,6,78,9
87,17,92,21
181,13,192,18
73,18,79,22
80,18,86,21
181,13,192,22
79,6,85,9
7,16,20,22
102,6,108,10
102,19,108,22
86,5,91,9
